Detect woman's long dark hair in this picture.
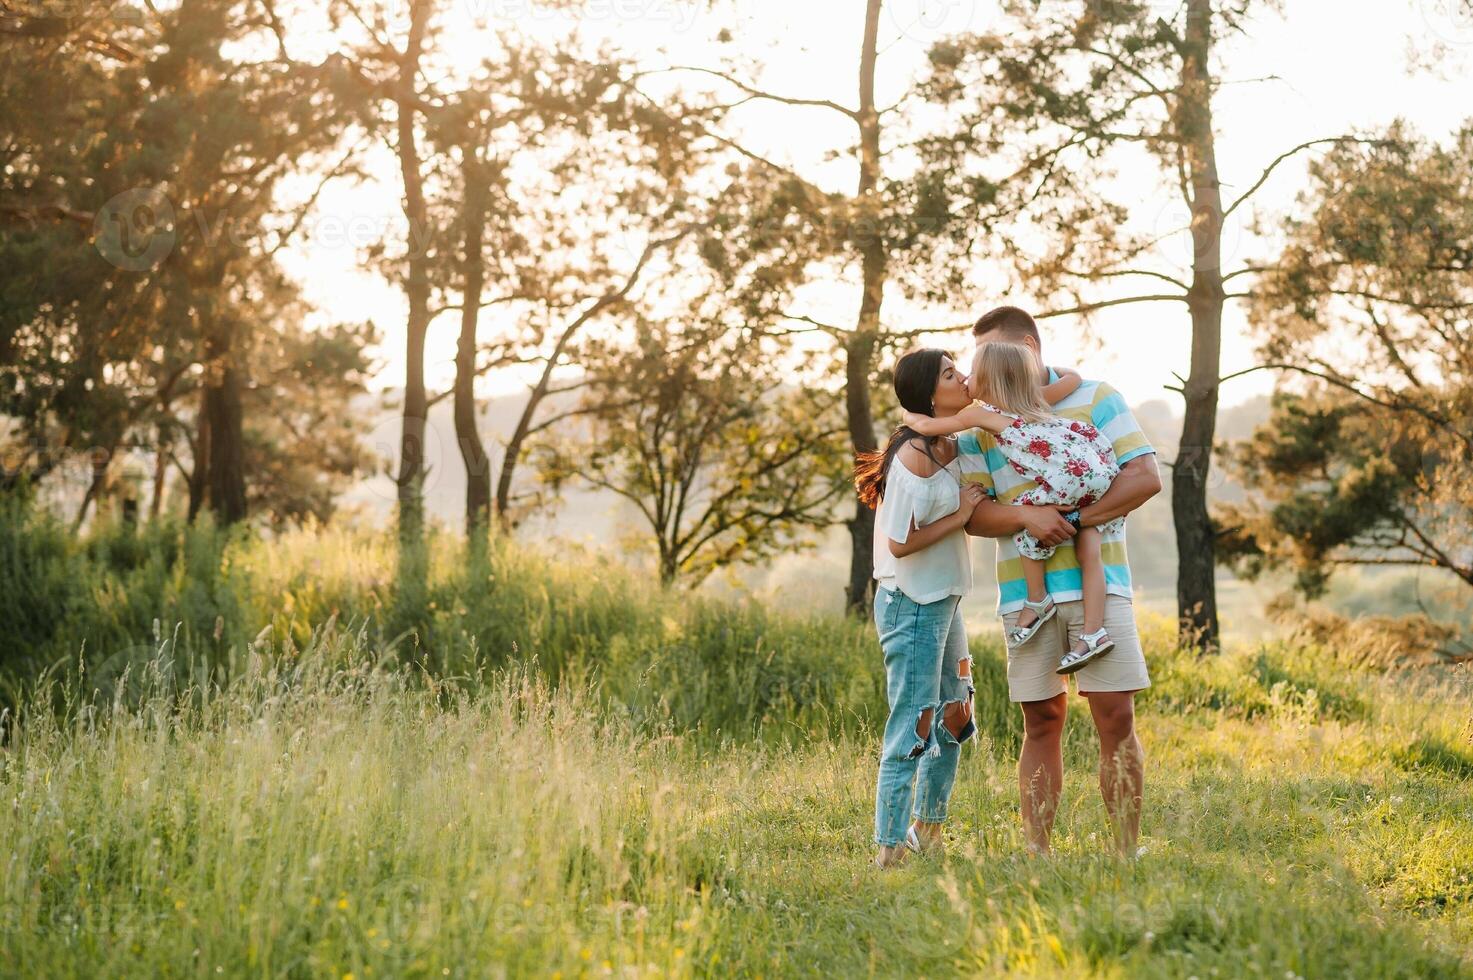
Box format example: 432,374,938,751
855,348,951,509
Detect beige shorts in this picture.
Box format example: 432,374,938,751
1000,595,1151,702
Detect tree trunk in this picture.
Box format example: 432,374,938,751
73,448,110,531
844,0,885,615
187,307,249,527
496,272,653,523
150,421,168,519
201,351,248,524
1173,0,1224,652
495,318,585,524
187,403,209,521
845,331,879,612
455,138,492,535
495,383,539,525
395,0,432,548
197,318,248,525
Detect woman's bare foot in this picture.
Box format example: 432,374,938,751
874,844,910,869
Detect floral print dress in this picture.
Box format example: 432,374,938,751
986,404,1125,560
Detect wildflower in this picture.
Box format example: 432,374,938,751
337,898,350,910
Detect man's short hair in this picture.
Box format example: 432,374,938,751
972,305,1040,342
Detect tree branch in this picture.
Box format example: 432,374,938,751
1061,267,1191,291
1223,137,1389,218
1038,293,1187,319
1218,361,1469,447
634,66,858,120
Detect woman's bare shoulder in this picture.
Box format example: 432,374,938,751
895,437,953,478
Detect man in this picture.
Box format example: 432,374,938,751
956,305,1161,856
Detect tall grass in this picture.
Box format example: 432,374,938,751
1,502,1471,975
3,633,726,977
2,625,1470,976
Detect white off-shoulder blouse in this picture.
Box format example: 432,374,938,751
872,450,973,604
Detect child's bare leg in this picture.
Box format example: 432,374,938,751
1076,527,1105,635
1017,556,1048,628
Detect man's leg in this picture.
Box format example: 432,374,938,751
1086,690,1143,855
1003,603,1072,854
1071,597,1150,855
1018,692,1067,854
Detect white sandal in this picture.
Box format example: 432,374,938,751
1008,595,1057,647
1057,628,1114,675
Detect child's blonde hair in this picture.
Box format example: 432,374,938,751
973,341,1054,423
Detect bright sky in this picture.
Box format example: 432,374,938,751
280,0,1471,413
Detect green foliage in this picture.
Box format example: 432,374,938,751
536,319,851,585
1218,391,1420,597
907,0,1264,307
1225,122,1473,603
0,0,376,525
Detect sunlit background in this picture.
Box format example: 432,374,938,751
9,0,1471,640
286,0,1469,401
261,0,1472,634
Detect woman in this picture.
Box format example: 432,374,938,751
855,349,983,869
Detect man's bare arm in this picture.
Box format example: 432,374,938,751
1079,454,1163,527
964,454,1160,543
965,497,1077,548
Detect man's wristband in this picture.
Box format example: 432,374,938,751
1063,509,1082,530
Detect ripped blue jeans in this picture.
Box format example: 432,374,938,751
873,587,977,847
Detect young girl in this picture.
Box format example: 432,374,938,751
904,341,1124,675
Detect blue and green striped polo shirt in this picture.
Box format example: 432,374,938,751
956,371,1155,615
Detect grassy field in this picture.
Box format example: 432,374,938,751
1,514,1472,977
